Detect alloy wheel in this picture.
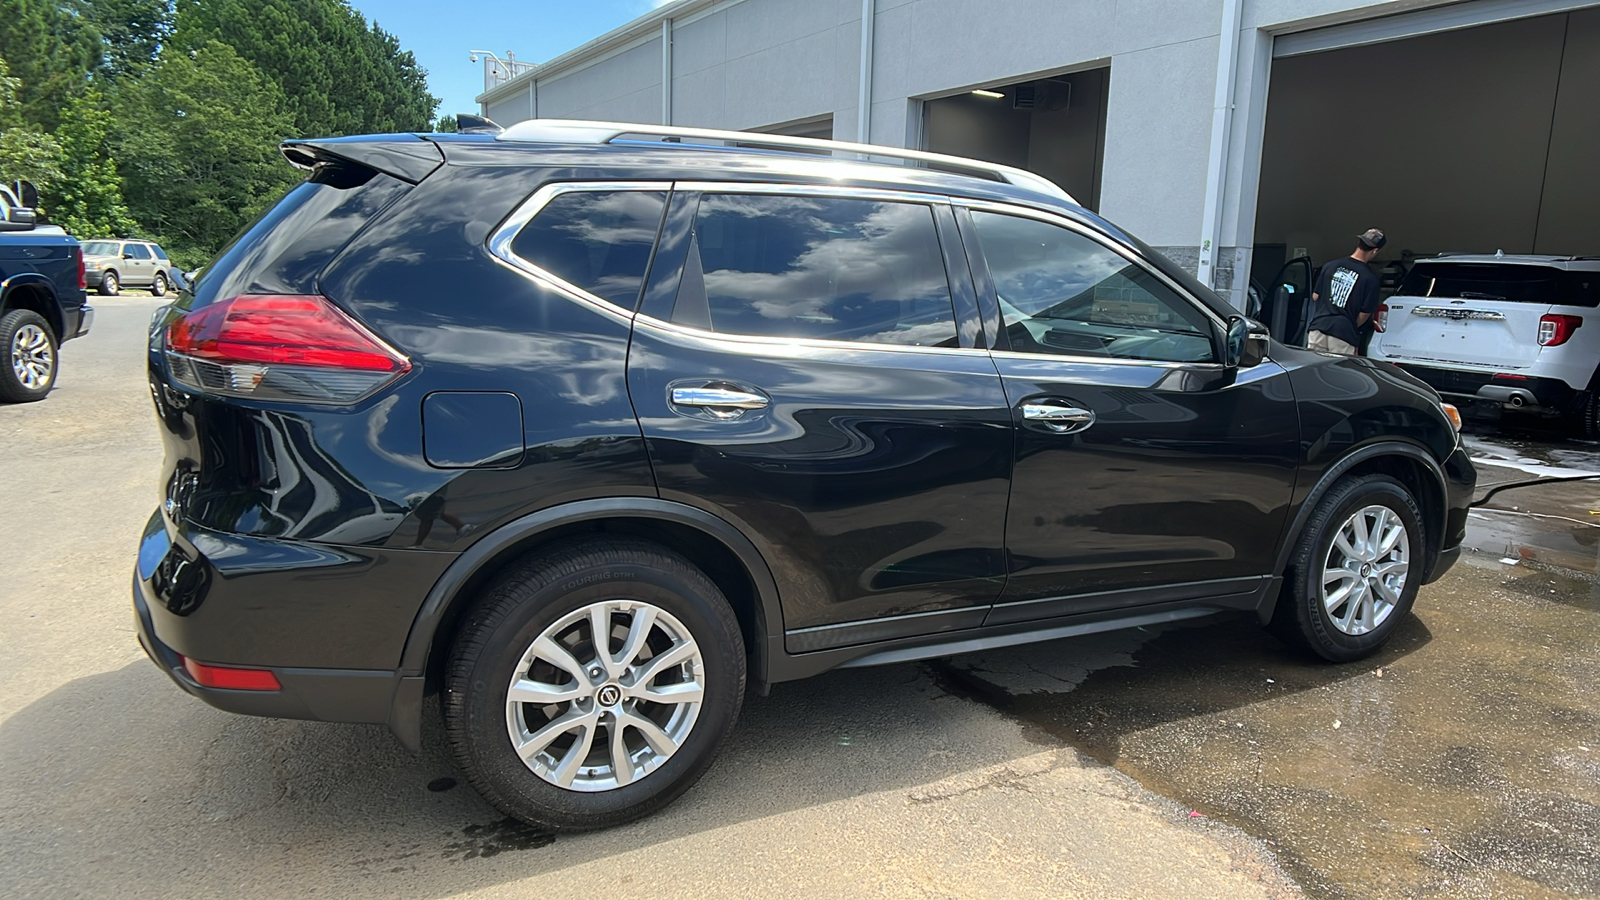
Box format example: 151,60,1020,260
505,599,706,792
1321,504,1409,635
10,323,54,391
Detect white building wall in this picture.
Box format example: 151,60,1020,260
478,0,1479,302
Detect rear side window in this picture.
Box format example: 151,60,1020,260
1398,263,1600,308
510,190,667,311
152,245,169,261
673,193,958,347
128,244,151,260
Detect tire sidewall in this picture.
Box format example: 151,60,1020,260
151,272,167,297
453,552,744,829
1298,477,1423,660
0,310,58,402
100,272,119,296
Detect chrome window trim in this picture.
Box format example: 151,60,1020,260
988,348,1225,370
631,311,991,358
671,181,953,207
953,197,1232,342
487,180,675,327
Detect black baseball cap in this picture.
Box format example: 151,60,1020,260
1357,228,1387,250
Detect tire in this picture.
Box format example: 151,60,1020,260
98,271,119,296
1271,474,1423,662
1572,391,1599,441
0,309,58,403
150,271,168,298
445,538,746,831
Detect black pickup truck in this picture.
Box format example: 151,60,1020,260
0,180,92,402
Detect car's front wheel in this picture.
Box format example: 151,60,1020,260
445,539,746,830
98,271,119,296
151,271,168,298
1273,474,1423,661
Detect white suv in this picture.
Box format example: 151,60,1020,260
1370,254,1600,437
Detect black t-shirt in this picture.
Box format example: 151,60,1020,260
1308,257,1379,346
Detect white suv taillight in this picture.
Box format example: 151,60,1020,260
163,295,410,403
1374,303,1388,333
1537,314,1582,347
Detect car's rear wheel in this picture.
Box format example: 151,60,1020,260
445,539,745,830
98,271,119,296
1273,474,1423,661
151,271,168,298
0,309,58,403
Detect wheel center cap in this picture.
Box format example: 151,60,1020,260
1360,563,1372,578
596,684,622,706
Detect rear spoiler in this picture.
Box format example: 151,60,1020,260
280,135,444,185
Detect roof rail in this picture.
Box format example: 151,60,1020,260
495,118,1076,203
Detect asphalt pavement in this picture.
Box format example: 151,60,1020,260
3,298,1596,899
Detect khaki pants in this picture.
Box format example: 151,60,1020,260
1307,330,1358,356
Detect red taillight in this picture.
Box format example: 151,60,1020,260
182,657,281,691
1374,303,1388,333
76,247,86,291
163,294,409,403
1538,314,1582,347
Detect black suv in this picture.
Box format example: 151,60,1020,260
136,122,1474,830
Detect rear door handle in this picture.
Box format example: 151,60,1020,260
670,386,770,419
1021,400,1095,434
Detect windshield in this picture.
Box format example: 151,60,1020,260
82,241,120,256
1398,262,1600,308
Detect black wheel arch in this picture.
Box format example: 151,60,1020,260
0,275,63,340
389,497,785,749
1264,439,1450,623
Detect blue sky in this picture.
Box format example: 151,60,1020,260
350,0,673,123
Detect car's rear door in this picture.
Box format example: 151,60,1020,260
125,243,154,286
957,203,1300,625
628,184,1012,652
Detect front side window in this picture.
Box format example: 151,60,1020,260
510,190,668,310
675,193,958,347
127,244,152,260
971,211,1215,363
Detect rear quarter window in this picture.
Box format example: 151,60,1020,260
508,190,668,311
1398,262,1600,308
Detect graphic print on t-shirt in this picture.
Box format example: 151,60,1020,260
1328,267,1358,310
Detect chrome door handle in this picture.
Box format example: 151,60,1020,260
1021,401,1095,434
670,386,770,419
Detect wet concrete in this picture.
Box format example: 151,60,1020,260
939,558,1599,899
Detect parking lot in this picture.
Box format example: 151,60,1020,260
2,297,1596,899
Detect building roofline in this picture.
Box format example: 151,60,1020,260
475,0,731,105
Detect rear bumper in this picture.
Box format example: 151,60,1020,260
65,303,92,340
133,510,452,745
1395,364,1579,414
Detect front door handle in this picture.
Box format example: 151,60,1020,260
670,386,770,419
1021,400,1095,434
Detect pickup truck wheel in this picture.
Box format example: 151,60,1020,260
445,538,746,831
1272,474,1422,662
98,271,119,296
150,271,168,298
1,309,58,402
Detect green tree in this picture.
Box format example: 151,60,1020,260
117,40,298,258
0,0,101,129
171,0,438,138
83,0,174,82
0,54,64,191
49,89,138,237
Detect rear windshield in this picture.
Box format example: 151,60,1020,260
1397,262,1600,308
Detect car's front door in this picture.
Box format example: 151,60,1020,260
125,242,153,286
957,205,1301,625
628,186,1013,652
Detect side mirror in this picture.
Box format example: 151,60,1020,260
1226,316,1270,369
0,205,36,232
122,252,136,259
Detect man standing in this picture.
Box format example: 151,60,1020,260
1306,229,1386,355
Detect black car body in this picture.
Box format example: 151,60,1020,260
135,124,1473,828
1,181,91,401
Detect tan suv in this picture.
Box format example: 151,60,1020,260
81,239,173,296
